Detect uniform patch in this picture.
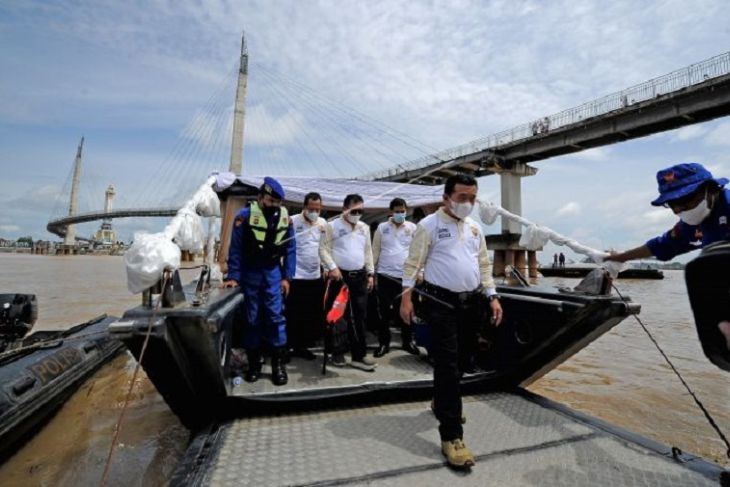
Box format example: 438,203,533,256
694,228,703,240
234,216,244,227
720,216,727,225
383,227,391,235
663,172,675,183
470,225,479,237
252,216,260,226
437,227,451,239
670,223,682,240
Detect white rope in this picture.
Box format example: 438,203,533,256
477,200,624,277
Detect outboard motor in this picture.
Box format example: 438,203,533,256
0,294,37,352
685,241,730,372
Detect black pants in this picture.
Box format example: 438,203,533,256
285,278,325,349
376,273,413,347
420,290,480,442
342,270,369,361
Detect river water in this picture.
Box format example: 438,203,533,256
0,253,727,486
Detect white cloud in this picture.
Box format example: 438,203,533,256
0,225,21,233
704,121,730,146
556,201,581,217
671,125,708,142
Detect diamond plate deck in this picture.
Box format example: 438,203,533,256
196,392,720,486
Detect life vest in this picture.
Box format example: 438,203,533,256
244,201,289,262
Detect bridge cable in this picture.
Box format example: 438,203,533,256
256,63,406,173
259,65,416,175
612,284,730,460
257,67,370,175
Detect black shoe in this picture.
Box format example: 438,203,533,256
245,350,262,383
271,348,288,386
402,341,421,356
374,345,390,358
291,347,316,361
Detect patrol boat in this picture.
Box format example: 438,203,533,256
109,175,643,431
0,308,123,459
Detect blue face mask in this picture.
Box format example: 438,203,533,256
392,212,406,224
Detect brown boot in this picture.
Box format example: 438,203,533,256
441,439,475,468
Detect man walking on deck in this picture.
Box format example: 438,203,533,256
286,192,327,360
400,174,503,468
372,197,420,357
223,177,296,386
320,194,378,371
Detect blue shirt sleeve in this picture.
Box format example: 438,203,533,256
282,221,296,280
226,208,249,283
645,221,696,261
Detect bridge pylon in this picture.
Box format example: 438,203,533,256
63,136,84,246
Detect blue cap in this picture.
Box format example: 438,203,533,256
650,163,728,206
260,176,285,200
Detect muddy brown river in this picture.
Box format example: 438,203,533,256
0,253,727,485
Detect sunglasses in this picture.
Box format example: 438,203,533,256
348,209,363,215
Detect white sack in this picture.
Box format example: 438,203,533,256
124,232,181,294
174,207,205,253
192,184,221,217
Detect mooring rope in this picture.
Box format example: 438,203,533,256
612,284,730,460
99,274,168,486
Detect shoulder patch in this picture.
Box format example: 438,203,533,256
234,216,245,227
670,223,682,240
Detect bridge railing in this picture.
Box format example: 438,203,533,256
363,51,730,180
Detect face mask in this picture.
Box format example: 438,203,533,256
305,210,319,222
346,214,361,224
392,213,406,224
261,204,279,220
450,200,473,219
677,200,711,225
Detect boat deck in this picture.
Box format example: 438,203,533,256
232,344,464,398
174,390,722,486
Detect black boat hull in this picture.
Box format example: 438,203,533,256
539,266,664,279
110,284,638,429
0,315,124,458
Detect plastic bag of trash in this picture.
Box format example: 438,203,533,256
213,171,237,192
478,200,500,225
192,184,220,217
174,207,205,253
519,224,551,250
124,232,181,294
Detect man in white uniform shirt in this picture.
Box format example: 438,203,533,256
286,192,327,361
400,174,503,469
320,194,378,372
372,198,420,357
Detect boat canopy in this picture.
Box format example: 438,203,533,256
214,173,445,211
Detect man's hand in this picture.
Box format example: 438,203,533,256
490,299,503,326
222,279,239,289
400,291,414,325
328,268,342,281
281,279,290,297
367,275,374,292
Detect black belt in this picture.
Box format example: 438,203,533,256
341,268,366,278
421,281,482,306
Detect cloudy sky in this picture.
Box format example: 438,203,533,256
1,0,729,262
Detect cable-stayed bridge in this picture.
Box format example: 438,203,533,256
46,40,730,244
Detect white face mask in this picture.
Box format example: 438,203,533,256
449,200,474,219
305,210,319,222
677,200,711,225
346,214,361,224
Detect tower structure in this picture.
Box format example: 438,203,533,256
229,33,249,175
95,184,117,245
63,137,84,245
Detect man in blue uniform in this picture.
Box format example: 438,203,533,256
607,163,730,350
607,163,729,263
223,177,296,386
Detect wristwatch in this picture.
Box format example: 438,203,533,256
488,294,501,302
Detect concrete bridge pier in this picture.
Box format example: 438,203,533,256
487,162,540,278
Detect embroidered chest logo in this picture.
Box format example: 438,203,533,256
337,229,347,238
470,225,479,237
720,216,728,226
437,227,451,239
295,225,304,232
383,227,391,235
